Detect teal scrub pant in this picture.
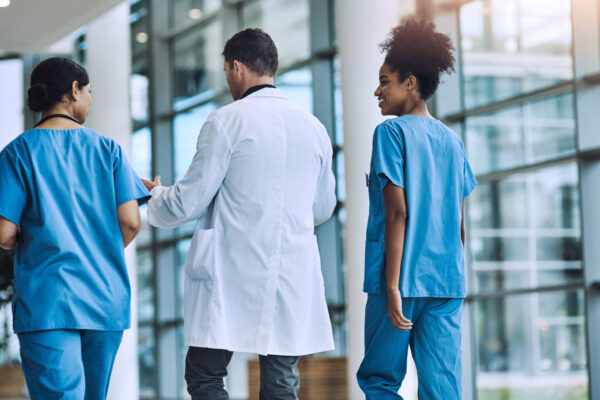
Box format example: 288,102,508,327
17,329,123,400
357,294,463,400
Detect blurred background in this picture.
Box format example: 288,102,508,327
0,0,599,399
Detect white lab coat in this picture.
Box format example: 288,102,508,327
147,88,336,355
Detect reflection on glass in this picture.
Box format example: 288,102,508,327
460,0,573,108
131,67,150,124
131,0,149,56
137,250,154,322
173,21,223,109
176,239,192,318
169,0,221,28
475,291,587,399
174,102,218,180
138,325,156,397
466,93,575,175
276,67,313,112
242,0,310,67
469,163,582,293
333,55,344,147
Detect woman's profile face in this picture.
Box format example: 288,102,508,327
374,63,409,116
73,83,92,123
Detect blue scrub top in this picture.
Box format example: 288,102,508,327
0,128,150,333
364,115,477,298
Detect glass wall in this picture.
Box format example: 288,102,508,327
433,0,590,398
130,0,343,398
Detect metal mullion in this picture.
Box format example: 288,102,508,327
157,49,338,120
474,154,577,184
137,233,195,252
465,283,585,302
162,9,220,40
444,81,575,123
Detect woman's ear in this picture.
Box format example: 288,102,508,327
70,80,80,101
404,75,417,92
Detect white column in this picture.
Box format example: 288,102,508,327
335,1,416,399
85,3,139,400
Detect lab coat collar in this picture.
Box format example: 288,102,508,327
243,87,288,100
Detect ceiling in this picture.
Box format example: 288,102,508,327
0,0,126,53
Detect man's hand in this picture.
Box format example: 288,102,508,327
141,176,162,192
388,289,412,330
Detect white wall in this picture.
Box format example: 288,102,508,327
0,59,24,150
85,3,140,399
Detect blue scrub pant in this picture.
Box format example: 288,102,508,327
357,294,463,400
17,329,123,400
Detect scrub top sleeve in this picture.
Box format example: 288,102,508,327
373,123,405,190
463,156,477,198
113,144,152,207
0,149,27,225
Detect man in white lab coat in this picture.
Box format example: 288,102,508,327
142,28,337,400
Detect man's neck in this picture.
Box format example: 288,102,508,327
238,77,275,99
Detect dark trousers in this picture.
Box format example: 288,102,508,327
185,347,300,400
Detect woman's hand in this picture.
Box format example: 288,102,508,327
388,289,412,330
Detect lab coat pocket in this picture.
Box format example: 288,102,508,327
363,240,385,294
185,228,215,280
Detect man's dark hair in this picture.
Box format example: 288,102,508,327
222,28,279,77
380,17,455,100
27,57,89,112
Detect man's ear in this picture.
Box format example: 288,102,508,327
233,60,246,79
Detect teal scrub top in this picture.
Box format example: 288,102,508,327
364,115,477,298
0,128,150,333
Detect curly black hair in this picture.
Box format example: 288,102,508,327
380,17,455,100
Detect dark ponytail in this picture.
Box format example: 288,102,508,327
27,57,89,112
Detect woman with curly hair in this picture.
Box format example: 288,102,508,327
357,17,477,399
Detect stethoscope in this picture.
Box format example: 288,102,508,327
34,114,81,127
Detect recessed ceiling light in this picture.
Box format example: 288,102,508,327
188,9,203,20
136,32,149,44
0,0,11,8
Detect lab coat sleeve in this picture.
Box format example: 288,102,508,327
147,117,231,229
313,129,336,226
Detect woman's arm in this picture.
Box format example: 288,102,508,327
0,216,18,250
461,199,465,246
383,183,413,331
117,200,141,248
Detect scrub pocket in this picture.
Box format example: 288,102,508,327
185,228,215,280
363,240,385,294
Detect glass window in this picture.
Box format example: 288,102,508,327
131,57,150,125
465,92,575,175
242,0,310,67
174,102,218,180
275,67,313,112
169,0,221,28
469,163,582,293
176,239,191,318
460,0,573,108
173,21,224,109
138,325,156,397
137,250,154,322
131,128,153,244
333,55,344,147
475,290,587,399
